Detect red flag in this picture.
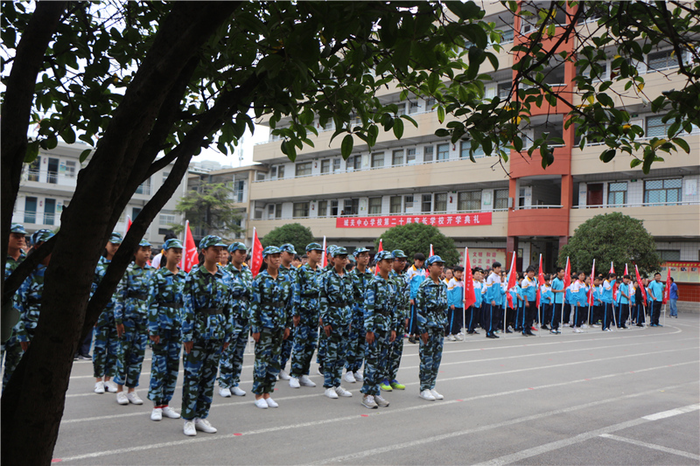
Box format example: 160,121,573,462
181,220,198,273
126,215,132,234
463,247,476,309
536,253,544,308
505,251,517,309
663,266,671,304
250,227,263,277
588,259,596,306
624,263,629,276
610,262,618,301
429,243,434,257
563,257,571,290
321,236,327,268
375,239,383,276
634,264,647,303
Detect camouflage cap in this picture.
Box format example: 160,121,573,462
326,245,337,256
305,242,324,252
163,238,183,250
199,235,226,250
108,232,123,244
352,247,370,257
426,255,445,266
138,239,152,248
279,243,297,254
10,223,26,235
348,255,356,263
391,249,408,259
31,229,54,246
228,242,247,253
331,246,348,257
374,250,393,263
262,245,281,258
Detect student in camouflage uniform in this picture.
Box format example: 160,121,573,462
382,249,409,391
289,242,324,389
147,239,186,421
416,255,448,402
250,246,294,409
316,245,337,374
344,247,372,384
2,230,53,391
276,243,299,381
360,251,398,409
92,232,123,394
319,246,354,399
217,242,253,397
181,235,232,436
114,239,155,405
2,223,27,365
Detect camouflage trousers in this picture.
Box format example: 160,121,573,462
323,323,349,388
148,328,181,406
217,316,249,389
253,327,285,395
344,307,365,373
114,318,147,388
92,320,120,378
316,325,328,370
276,329,294,372
181,337,224,421
360,328,390,396
2,335,25,391
418,327,444,391
385,332,404,382
290,316,318,378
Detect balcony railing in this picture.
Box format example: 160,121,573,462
573,200,699,209
254,208,508,221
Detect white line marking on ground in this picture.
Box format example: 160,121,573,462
600,433,700,461
642,403,700,420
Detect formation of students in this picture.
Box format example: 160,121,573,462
2,224,672,437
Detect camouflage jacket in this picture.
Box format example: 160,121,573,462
390,269,411,320
249,269,294,334
225,263,253,321
92,256,117,327
363,274,400,333
295,263,322,318
147,267,187,336
114,262,156,324
13,263,46,342
182,264,233,342
319,267,354,327
415,277,448,333
4,251,26,281
350,268,373,314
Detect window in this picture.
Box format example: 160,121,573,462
343,198,359,216
368,197,382,215
423,146,434,162
65,161,77,178
460,140,485,158
371,152,385,168
44,198,56,225
277,165,285,178
233,180,245,203
332,159,341,172
160,213,176,226
657,250,681,261
296,162,312,177
647,50,677,72
498,82,511,100
321,159,331,174
318,200,328,217
607,182,627,206
24,197,37,223
409,101,421,114
494,189,509,209
390,196,402,214
406,148,417,164
392,150,404,166
27,159,40,182
499,29,514,44
330,200,339,216
436,144,450,161
422,194,432,213
434,193,447,212
458,191,482,211
47,158,59,184
645,115,671,138
267,204,275,219
425,97,436,110
275,203,282,219
256,172,266,181
404,195,414,212
132,207,142,220
644,179,682,205
347,155,362,171
397,103,407,115
293,202,310,218
136,178,151,195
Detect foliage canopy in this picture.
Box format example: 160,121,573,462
260,223,316,255
377,222,460,267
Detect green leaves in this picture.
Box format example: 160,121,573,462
341,134,354,158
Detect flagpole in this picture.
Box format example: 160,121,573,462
181,219,188,270
463,247,468,341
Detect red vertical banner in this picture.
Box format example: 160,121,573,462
536,253,544,308
429,243,434,257
182,220,198,273
588,259,596,305
375,239,383,276
250,227,263,277
463,247,476,310
610,262,618,301
563,257,571,290
321,236,327,268
635,264,647,303
506,251,517,309
663,266,671,304
126,215,132,234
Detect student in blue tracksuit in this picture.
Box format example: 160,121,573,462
521,266,537,336
601,273,616,331
405,253,427,343
647,273,665,327
617,275,631,329
483,262,502,339
510,280,521,333
446,266,465,340
591,276,603,326
540,276,553,330
571,273,586,332
550,268,565,334
466,268,483,335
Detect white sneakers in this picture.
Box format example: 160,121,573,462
335,386,352,397
266,398,279,408
455,333,464,341
447,334,456,341
94,381,105,394
184,420,196,436
231,386,246,396
116,391,129,405
353,371,363,382
289,377,301,389
574,328,583,333
430,389,444,400
343,371,357,383
151,408,163,421
300,375,316,387
324,387,339,399
419,389,436,401
278,369,291,380
126,391,143,405
194,418,217,433
362,394,378,409
219,387,232,397
162,406,180,419
255,398,269,409
375,395,390,407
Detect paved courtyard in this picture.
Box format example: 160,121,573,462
52,314,699,465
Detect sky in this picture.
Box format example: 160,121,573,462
195,124,270,168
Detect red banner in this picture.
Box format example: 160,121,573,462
182,221,198,273
336,212,492,229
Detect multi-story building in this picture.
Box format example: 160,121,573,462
12,141,191,247
247,3,698,298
